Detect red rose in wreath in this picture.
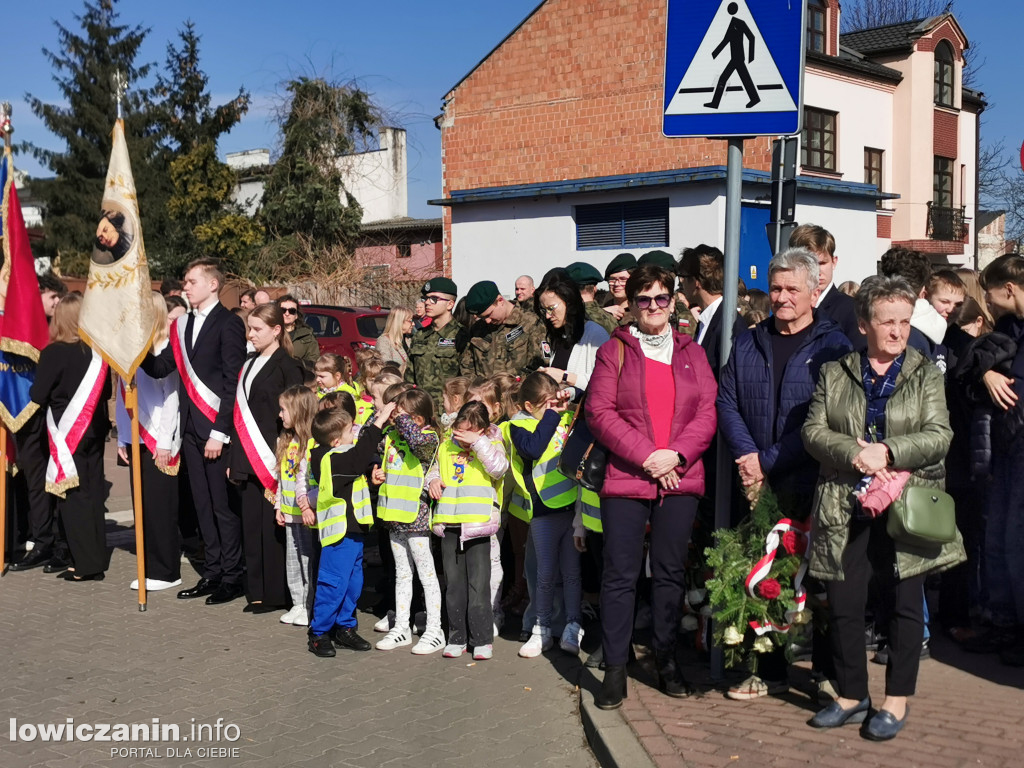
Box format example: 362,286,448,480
757,578,782,600
781,530,807,556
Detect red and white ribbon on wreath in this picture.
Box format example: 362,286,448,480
744,518,811,636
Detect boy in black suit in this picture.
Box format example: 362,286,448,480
143,258,247,604
789,224,866,351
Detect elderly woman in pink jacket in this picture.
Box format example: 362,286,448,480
586,262,718,710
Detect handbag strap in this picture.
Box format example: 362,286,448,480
566,338,625,433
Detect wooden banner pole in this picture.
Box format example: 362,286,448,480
126,381,147,610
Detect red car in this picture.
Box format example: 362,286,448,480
300,305,389,372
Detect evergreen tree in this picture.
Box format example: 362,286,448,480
22,0,167,276
154,21,254,277
260,77,379,251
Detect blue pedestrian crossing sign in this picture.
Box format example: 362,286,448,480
663,0,805,138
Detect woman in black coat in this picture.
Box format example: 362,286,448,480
30,294,111,581
230,303,305,610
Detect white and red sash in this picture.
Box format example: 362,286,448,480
45,351,109,497
117,379,182,475
170,316,221,423
233,358,278,498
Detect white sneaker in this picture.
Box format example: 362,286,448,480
130,578,183,591
373,611,395,633
411,630,445,655
280,606,301,624
518,625,552,658
376,627,412,650
442,643,467,658
560,621,584,655
289,609,308,627
473,644,493,660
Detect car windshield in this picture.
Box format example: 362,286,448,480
357,315,387,339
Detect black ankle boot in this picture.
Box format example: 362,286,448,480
595,664,628,710
656,654,695,698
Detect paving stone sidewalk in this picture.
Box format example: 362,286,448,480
583,633,1024,768
0,448,597,768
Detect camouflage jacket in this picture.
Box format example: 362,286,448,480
405,318,465,409
460,305,547,379
584,301,618,336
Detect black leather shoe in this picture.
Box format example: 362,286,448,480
308,634,336,658
656,654,695,698
863,705,909,740
330,627,371,651
205,582,245,605
595,664,628,710
43,558,72,574
177,578,219,599
9,549,51,571
60,571,105,582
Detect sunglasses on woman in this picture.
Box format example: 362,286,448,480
634,293,672,310
281,306,299,315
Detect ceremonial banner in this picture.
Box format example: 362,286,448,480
79,120,155,379
0,148,50,432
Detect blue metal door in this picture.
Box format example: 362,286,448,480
739,205,772,292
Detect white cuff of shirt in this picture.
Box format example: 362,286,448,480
209,430,230,444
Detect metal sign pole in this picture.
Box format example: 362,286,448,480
710,136,745,680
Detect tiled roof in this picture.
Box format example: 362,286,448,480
806,49,902,83
840,17,937,54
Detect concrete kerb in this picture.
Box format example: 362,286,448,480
578,667,657,768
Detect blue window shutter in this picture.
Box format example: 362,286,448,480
575,199,668,249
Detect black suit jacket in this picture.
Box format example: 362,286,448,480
699,303,749,379
229,347,305,478
143,302,247,442
818,286,866,352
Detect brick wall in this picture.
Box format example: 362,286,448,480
877,214,892,239
933,109,959,159
440,0,773,196
826,0,841,56
914,20,965,59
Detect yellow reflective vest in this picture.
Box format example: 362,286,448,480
506,412,577,518
377,427,437,524
432,436,504,524
278,439,304,518
314,445,373,546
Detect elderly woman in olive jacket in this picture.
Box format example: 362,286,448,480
801,275,964,741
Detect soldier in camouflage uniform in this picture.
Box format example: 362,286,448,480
460,281,547,379
404,277,464,410
512,274,539,317
566,261,618,336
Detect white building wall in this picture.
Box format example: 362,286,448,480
338,127,408,223
803,69,895,197
449,185,882,294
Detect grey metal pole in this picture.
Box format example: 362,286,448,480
710,136,745,680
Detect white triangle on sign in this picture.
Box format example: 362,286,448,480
665,0,796,116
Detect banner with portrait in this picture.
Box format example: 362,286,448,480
79,120,156,379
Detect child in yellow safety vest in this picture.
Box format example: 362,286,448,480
428,401,509,661
507,372,585,659
370,388,445,655
306,402,394,658
274,385,319,627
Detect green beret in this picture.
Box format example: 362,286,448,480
465,280,501,314
422,277,458,298
637,250,678,271
565,261,603,287
605,252,637,280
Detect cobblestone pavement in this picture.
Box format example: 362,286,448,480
601,630,1024,768
1,447,597,768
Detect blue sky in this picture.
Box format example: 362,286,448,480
6,1,1022,218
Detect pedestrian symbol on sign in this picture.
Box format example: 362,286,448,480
664,0,796,117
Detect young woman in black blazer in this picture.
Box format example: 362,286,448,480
230,302,305,610
30,294,111,581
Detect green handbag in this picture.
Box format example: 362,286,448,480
886,485,957,548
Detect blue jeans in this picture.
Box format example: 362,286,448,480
523,526,565,636
310,534,365,636
528,512,582,629
987,440,1024,626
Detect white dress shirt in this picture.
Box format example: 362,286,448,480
242,354,271,400
696,296,723,345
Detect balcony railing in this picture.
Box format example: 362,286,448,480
927,202,966,242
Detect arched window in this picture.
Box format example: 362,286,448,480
934,41,955,107
807,0,826,54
